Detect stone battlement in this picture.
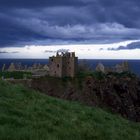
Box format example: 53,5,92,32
49,52,78,78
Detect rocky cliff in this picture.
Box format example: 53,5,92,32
28,73,140,122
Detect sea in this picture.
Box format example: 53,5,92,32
0,59,140,77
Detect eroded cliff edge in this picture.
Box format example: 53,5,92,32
28,72,140,122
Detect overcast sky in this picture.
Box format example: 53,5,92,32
0,0,140,59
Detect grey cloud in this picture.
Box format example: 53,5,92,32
0,51,9,53
99,48,104,51
44,49,70,54
12,51,19,53
16,16,140,40
0,50,19,53
44,50,56,53
108,41,140,51
57,49,70,53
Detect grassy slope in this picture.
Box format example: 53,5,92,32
0,80,140,140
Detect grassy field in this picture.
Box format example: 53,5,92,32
0,80,140,140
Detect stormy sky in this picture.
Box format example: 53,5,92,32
0,0,140,59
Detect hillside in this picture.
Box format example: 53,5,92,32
0,80,140,140
31,72,140,122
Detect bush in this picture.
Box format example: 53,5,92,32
0,71,32,79
76,71,106,80
107,71,137,78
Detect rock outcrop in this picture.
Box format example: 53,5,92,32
95,61,129,73
20,73,140,122
8,63,16,71
95,63,105,73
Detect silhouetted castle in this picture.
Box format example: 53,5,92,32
49,51,78,77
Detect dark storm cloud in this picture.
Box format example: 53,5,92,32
1,0,140,47
0,0,84,8
108,41,140,51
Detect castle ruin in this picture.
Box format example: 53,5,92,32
49,51,78,78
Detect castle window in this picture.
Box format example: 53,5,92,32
57,64,59,68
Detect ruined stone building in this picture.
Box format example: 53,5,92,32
2,64,6,72
8,63,16,71
49,51,78,78
95,61,129,74
115,61,129,73
95,63,105,73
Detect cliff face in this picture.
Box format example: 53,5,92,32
31,75,140,122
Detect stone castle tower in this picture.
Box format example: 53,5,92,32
49,51,78,78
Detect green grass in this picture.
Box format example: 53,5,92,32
0,80,140,140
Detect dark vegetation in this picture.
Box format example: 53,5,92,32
76,71,137,80
77,71,106,80
107,71,137,78
0,80,140,140
31,71,140,122
0,71,32,79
